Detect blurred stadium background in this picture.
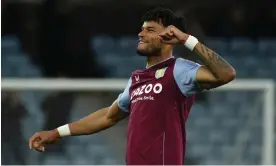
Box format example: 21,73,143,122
1,0,276,165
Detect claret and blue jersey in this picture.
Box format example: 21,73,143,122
117,56,202,165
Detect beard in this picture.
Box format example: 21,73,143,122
136,44,162,57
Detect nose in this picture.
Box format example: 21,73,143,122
138,30,144,38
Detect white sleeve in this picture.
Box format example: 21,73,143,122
117,77,132,112
173,58,202,97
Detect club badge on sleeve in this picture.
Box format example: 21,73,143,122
155,67,167,79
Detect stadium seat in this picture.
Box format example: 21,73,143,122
229,38,257,54
102,158,119,165
186,88,264,164
2,36,42,78
72,156,94,165
91,36,116,57
1,35,21,55
204,37,228,54
258,38,276,54
116,36,139,57
42,155,69,165
191,144,213,156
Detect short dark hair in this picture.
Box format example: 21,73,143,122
141,7,187,33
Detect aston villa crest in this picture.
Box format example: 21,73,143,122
155,67,167,79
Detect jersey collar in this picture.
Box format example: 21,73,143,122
146,56,174,69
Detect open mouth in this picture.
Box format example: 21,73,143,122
139,39,147,44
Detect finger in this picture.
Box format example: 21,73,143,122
160,39,172,44
160,38,177,44
29,136,35,149
159,34,172,41
29,133,40,149
32,137,42,149
167,30,174,36
33,139,45,149
160,38,171,44
158,33,166,37
36,138,45,147
159,30,173,37
34,141,45,152
35,146,45,152
39,146,45,152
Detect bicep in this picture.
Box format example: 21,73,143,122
195,66,223,90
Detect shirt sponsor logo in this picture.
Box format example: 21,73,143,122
131,83,162,100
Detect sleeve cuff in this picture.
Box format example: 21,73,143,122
117,94,129,112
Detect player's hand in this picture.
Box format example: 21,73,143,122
29,130,61,152
159,25,189,45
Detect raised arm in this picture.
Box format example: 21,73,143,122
29,100,128,152
159,25,236,90
193,43,236,90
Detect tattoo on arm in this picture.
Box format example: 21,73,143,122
198,44,232,78
200,44,229,67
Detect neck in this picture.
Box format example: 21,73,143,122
146,50,173,68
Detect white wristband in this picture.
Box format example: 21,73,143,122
184,35,199,51
57,124,71,137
